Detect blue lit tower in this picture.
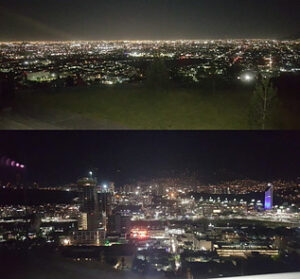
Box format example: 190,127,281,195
264,183,273,210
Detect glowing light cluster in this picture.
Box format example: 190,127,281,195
0,156,25,169
130,228,149,239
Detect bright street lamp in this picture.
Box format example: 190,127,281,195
239,72,255,82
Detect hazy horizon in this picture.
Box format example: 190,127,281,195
0,0,299,41
0,38,295,43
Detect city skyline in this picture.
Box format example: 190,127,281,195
0,1,300,278
0,131,299,186
0,0,299,41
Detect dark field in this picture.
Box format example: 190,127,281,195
13,84,299,130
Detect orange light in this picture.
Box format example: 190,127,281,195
130,228,149,239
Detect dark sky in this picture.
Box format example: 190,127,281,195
0,0,299,40
0,131,299,187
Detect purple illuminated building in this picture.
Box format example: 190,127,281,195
264,183,273,210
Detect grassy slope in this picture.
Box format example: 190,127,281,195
16,85,294,129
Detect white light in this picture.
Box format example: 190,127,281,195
240,72,255,82
244,74,252,81
63,239,70,245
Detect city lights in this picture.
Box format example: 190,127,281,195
0,40,299,90
0,132,299,277
63,238,71,246
0,0,299,277
130,228,149,239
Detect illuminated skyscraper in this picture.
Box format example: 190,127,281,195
264,183,273,210
77,177,99,230
72,176,105,246
98,192,112,231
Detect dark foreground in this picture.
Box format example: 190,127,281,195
2,84,299,130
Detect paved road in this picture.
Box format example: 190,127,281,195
0,109,127,130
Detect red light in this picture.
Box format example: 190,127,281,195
233,56,242,64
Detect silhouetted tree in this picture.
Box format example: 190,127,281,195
197,65,219,93
146,58,170,90
65,75,75,87
0,73,15,109
249,77,278,129
225,63,243,81
208,65,218,94
196,67,207,80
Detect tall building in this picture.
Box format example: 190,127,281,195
110,213,131,234
264,183,274,210
98,192,112,231
72,176,105,245
78,177,100,231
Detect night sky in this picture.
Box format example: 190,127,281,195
0,0,299,40
0,131,299,187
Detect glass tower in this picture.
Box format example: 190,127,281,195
264,183,273,210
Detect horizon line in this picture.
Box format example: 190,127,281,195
0,38,298,43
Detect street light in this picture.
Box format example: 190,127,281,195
244,74,252,81
238,72,255,83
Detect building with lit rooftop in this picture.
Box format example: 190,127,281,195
71,176,104,245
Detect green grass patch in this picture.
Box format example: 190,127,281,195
16,85,296,129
